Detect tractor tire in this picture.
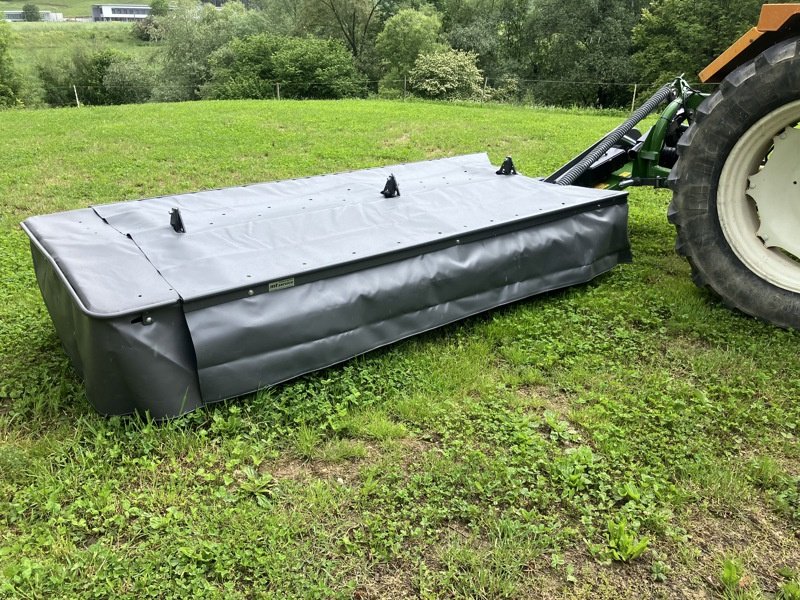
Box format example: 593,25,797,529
668,36,800,329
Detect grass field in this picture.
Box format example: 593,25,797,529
1,99,798,598
7,21,155,72
2,0,97,18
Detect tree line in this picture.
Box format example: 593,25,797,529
0,0,772,109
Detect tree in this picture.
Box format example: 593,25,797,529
523,0,637,107
0,22,21,107
150,0,168,16
152,0,270,101
247,0,305,36
203,34,366,100
446,17,501,79
311,0,387,57
437,0,512,79
632,0,764,88
22,3,40,21
409,48,482,100
376,8,442,84
71,48,122,105
37,59,74,107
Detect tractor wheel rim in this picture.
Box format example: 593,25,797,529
718,100,800,293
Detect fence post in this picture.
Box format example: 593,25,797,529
73,85,81,108
403,76,407,101
482,77,488,102
630,83,638,112
276,82,281,101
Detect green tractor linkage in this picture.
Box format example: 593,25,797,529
546,79,707,192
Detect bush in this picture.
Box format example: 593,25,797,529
202,34,281,100
131,16,161,42
37,59,73,107
103,55,157,104
70,49,122,105
272,37,366,99
409,48,482,100
38,49,154,106
485,75,520,103
203,34,366,100
0,22,21,108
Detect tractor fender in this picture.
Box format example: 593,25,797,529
700,3,800,83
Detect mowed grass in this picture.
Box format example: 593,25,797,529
1,99,799,598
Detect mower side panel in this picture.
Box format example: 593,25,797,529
185,202,630,404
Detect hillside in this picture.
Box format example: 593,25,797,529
2,0,97,18
1,100,798,598
7,21,155,73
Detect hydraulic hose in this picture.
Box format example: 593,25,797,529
552,83,675,186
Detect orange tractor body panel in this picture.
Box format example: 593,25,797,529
700,3,800,83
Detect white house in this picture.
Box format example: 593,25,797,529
91,4,151,21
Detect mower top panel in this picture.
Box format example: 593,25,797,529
22,153,626,318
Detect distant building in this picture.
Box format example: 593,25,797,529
3,10,64,21
91,4,151,21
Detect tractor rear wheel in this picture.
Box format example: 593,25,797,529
668,37,800,329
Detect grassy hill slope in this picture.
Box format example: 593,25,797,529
3,0,100,18
1,99,798,598
8,21,155,71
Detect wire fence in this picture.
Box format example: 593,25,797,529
58,75,719,110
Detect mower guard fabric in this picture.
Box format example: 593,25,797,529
22,153,630,418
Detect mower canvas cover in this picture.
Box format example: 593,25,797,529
22,153,630,418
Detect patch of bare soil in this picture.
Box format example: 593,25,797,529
677,503,800,597
518,548,680,600
519,384,572,417
264,436,437,485
351,562,417,600
265,452,371,485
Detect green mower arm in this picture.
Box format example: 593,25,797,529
547,80,707,192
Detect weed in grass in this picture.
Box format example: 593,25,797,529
780,582,800,600
317,438,368,463
294,424,321,461
599,518,649,563
779,566,800,581
651,558,671,582
392,393,439,426
550,552,565,569
238,466,274,507
720,557,762,600
340,409,408,441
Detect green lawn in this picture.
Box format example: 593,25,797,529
1,99,798,598
2,0,99,18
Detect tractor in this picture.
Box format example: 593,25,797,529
556,3,800,329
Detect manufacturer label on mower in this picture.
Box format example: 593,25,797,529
268,278,295,292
